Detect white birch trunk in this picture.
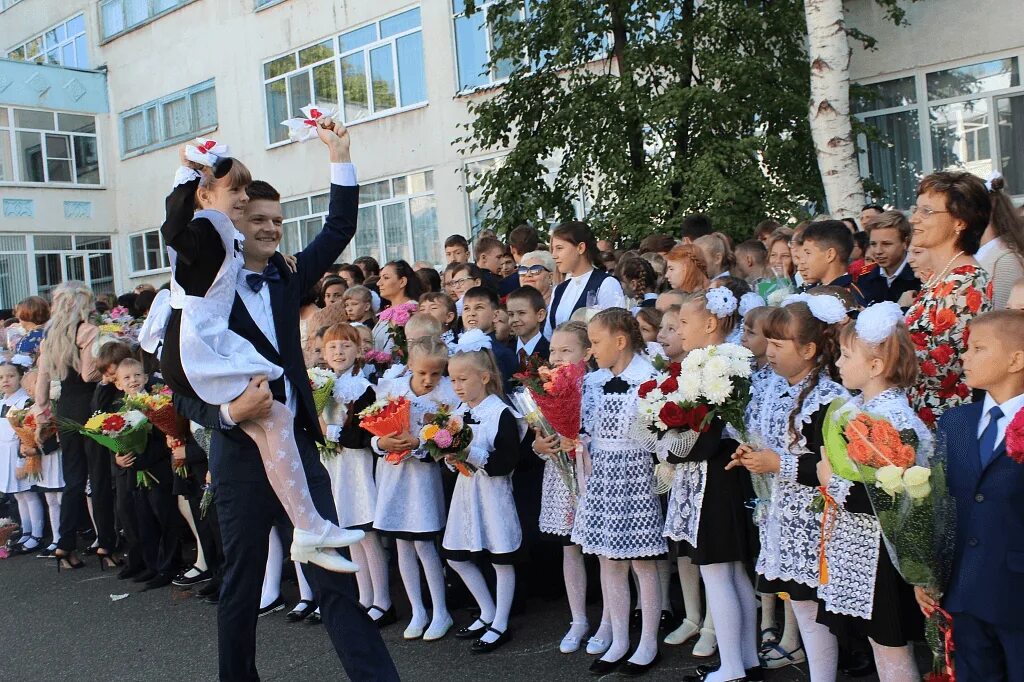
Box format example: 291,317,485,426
804,0,865,218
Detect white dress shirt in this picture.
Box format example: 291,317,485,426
221,162,357,426
882,255,910,286
976,392,1024,448
548,268,624,334
516,332,543,357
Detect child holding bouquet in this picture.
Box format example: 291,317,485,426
572,308,666,675
319,323,392,625
730,295,850,681
919,310,1024,682
441,330,524,654
21,368,63,558
159,131,360,573
0,355,44,554
817,301,929,682
527,321,595,653
663,289,760,682
372,336,457,641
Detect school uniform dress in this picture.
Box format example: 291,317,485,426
320,372,377,531
940,394,1024,682
442,394,524,563
538,449,576,539
33,434,64,493
746,370,848,599
817,389,930,645
571,354,667,559
371,374,458,539
545,268,623,337
0,389,32,494
663,415,757,565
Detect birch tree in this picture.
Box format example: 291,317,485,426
804,0,864,218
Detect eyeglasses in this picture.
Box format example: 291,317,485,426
910,205,950,218
516,265,551,276
450,277,476,287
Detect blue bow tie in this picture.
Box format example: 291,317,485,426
245,263,281,293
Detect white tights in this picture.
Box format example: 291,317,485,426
448,560,515,643
15,491,44,540
678,556,704,625
177,496,207,572
563,545,589,641
397,540,449,630
600,557,660,665
700,562,759,681
260,527,284,609
350,531,391,616
871,639,918,682
790,598,838,682
44,492,61,545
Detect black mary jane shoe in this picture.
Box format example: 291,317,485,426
454,619,491,640
305,610,322,624
684,663,761,682
286,600,318,623
258,597,285,617
620,651,662,677
471,627,512,654
367,604,397,628
658,610,676,633
172,567,212,588
589,654,627,676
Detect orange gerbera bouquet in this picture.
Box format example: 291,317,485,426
358,396,412,464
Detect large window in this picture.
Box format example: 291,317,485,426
262,7,426,145
0,107,100,185
100,0,193,40
856,55,1024,206
128,228,169,275
119,80,217,158
279,169,440,266
0,234,114,308
452,1,526,92
7,14,88,68
1,0,25,11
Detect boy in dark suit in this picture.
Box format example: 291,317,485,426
858,211,921,307
506,285,550,364
919,310,1024,682
798,220,886,307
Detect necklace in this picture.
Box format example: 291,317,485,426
925,250,965,289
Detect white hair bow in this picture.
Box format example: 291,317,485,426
783,292,848,324
2,354,33,369
185,137,230,168
986,170,1003,192
453,328,492,354
705,287,738,318
738,292,766,317
855,301,904,344
281,104,338,143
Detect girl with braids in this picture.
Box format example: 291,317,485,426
665,243,711,293
729,295,850,682
572,308,666,675
442,330,524,653
318,323,391,624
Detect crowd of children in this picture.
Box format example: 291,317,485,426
4,169,1024,682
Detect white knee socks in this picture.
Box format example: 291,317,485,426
870,639,919,682
260,528,284,609
790,598,838,682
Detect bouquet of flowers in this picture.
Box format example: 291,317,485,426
308,367,336,414
377,301,418,362
513,359,587,441
823,402,955,680
1006,408,1024,464
0,517,18,551
419,404,476,477
358,396,412,464
364,349,393,377
95,306,140,347
59,409,151,455
8,407,53,481
123,385,187,443
511,389,578,501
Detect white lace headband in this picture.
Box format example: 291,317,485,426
452,328,492,354
705,287,738,319
855,301,904,344
782,292,848,324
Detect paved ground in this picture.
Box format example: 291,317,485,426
1,548,917,681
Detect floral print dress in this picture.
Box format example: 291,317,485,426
905,264,992,427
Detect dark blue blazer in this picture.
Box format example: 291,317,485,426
940,400,1024,627
172,183,359,485
856,263,921,307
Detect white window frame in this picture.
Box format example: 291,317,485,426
99,0,196,42
0,0,25,12
0,106,102,187
7,13,88,68
451,0,529,95
127,228,170,276
261,5,428,149
26,234,116,301
855,48,1024,205
118,79,217,159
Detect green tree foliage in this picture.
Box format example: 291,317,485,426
458,0,912,241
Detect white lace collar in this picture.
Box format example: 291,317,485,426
333,371,371,405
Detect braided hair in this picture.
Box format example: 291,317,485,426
590,307,647,356
762,302,841,450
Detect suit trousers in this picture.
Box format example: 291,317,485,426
952,611,1024,682
215,436,399,682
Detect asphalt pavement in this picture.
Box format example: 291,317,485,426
0,549,907,681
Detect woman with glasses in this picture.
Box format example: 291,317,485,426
905,171,993,427
517,251,557,306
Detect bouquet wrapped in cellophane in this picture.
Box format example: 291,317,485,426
510,390,577,501
377,301,418,363
122,384,187,442
419,404,475,477
359,396,412,464
308,367,336,414
822,400,955,680
8,407,54,481
58,410,151,455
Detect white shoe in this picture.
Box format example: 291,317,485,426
423,613,454,641
293,525,364,551
760,642,806,669
663,618,701,645
559,621,589,653
586,636,610,656
403,620,426,640
291,544,360,573
692,627,718,657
